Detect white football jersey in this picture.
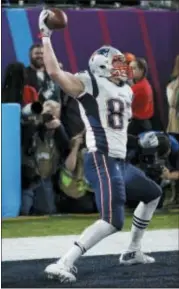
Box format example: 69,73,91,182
76,70,133,159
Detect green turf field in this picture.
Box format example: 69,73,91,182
2,213,179,238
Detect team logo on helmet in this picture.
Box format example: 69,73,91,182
96,48,110,57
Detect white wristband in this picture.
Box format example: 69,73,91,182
42,37,51,44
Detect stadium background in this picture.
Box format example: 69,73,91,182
2,6,179,217
2,7,179,121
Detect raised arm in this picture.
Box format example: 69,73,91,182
39,10,84,98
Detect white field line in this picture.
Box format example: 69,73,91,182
2,229,178,261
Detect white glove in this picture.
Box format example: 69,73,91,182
38,9,52,38
139,132,159,149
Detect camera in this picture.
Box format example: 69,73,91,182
21,102,55,155
21,101,54,124
21,101,43,117
42,113,54,124
139,147,165,183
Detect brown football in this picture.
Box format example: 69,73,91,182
45,8,68,30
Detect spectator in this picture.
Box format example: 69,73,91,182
26,43,61,103
124,52,136,65
21,100,69,215
124,52,136,86
171,55,179,81
128,58,154,135
166,55,179,134
2,62,38,105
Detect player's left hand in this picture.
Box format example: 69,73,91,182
139,132,159,148
39,9,52,38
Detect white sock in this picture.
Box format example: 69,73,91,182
58,219,116,267
58,245,82,267
128,197,160,252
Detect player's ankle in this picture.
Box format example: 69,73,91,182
56,258,62,264
62,257,74,268
128,244,141,252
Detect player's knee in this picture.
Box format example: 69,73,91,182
145,182,162,203
111,217,124,230
156,184,162,198
102,216,124,231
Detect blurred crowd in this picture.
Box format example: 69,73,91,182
2,0,179,9
2,42,179,216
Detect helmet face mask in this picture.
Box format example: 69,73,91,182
89,46,132,82
111,55,129,81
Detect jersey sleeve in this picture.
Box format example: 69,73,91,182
75,70,93,97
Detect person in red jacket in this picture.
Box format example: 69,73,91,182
128,58,154,135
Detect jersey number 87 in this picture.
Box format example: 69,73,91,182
107,98,124,130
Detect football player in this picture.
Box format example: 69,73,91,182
38,10,161,282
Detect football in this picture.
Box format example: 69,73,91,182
45,8,68,30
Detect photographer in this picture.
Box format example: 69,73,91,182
161,135,179,207
21,100,70,215
56,131,96,214
137,132,179,182
127,131,178,208
127,132,171,182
